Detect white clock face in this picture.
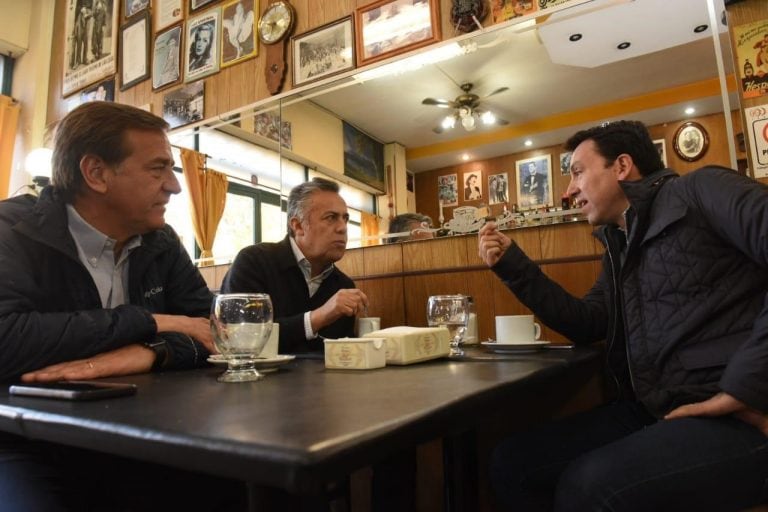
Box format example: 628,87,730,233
258,2,293,44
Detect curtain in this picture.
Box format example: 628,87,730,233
179,148,228,265
0,95,20,200
360,211,380,247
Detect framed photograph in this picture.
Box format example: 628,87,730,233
653,139,668,167
515,155,553,209
62,0,119,97
559,152,571,176
221,0,257,68
343,121,385,192
153,24,183,90
355,0,441,66
125,0,149,18
162,81,205,129
81,78,115,103
119,12,151,91
190,0,220,12
254,111,292,150
185,8,221,82
155,0,184,31
438,174,458,207
673,122,709,162
463,172,483,201
488,173,509,205
292,16,355,87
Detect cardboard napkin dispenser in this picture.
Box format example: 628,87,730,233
324,337,386,370
363,326,450,365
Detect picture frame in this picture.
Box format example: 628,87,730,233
155,0,184,31
185,8,221,82
125,0,149,18
190,0,220,12
515,155,553,209
254,111,292,150
355,0,441,67
220,0,258,68
292,16,355,87
673,122,709,162
153,24,183,90
343,121,385,192
488,172,509,205
81,77,116,103
438,174,458,207
559,152,571,176
653,138,668,167
62,0,119,97
119,12,151,91
162,81,205,129
463,172,483,202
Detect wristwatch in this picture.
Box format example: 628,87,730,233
143,339,169,371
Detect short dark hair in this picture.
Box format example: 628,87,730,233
287,177,341,237
387,213,432,244
52,102,169,202
564,120,663,176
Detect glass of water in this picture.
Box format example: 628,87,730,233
426,294,469,357
210,293,273,382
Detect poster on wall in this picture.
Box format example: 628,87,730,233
343,122,385,191
492,0,537,24
463,172,483,201
438,174,458,207
488,173,509,205
745,104,768,179
185,8,221,82
734,19,768,99
62,0,119,97
516,154,553,209
155,0,184,31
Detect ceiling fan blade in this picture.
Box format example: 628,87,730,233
480,87,509,100
422,98,456,108
496,117,510,126
433,124,446,134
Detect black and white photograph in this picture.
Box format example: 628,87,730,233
190,0,220,12
653,139,667,167
516,155,553,209
463,172,483,201
162,81,205,129
125,0,149,18
63,0,119,97
155,0,183,31
292,16,355,87
185,8,221,82
673,121,709,162
488,172,509,205
153,24,183,89
559,151,571,175
81,77,115,103
221,0,257,67
119,12,150,90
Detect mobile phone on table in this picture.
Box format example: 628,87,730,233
9,381,137,401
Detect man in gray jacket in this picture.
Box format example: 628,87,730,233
479,120,768,511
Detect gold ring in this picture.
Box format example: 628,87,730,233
87,361,94,369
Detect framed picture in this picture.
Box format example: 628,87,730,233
125,0,149,18
355,0,441,66
254,111,292,150
488,173,509,205
185,8,221,82
343,121,385,191
515,155,553,209
220,0,257,68
153,24,183,90
120,12,150,91
62,0,119,97
81,78,115,103
491,0,537,24
292,16,355,87
155,0,184,31
463,172,483,201
653,139,668,167
559,152,571,176
438,174,458,207
162,81,205,129
190,0,220,12
673,122,709,162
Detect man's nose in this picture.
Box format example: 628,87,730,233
164,169,182,194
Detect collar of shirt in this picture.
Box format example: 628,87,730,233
289,236,334,297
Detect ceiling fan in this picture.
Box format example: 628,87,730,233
422,82,510,133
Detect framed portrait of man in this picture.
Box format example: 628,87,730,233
184,8,221,82
515,155,553,209
63,0,119,97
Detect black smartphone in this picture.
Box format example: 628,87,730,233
9,381,137,401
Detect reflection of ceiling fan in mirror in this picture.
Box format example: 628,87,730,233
422,82,510,134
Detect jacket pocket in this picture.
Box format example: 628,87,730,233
677,332,747,370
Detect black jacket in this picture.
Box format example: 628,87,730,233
221,236,356,353
0,188,213,381
493,167,768,417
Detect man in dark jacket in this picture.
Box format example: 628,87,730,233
0,102,243,510
479,120,768,511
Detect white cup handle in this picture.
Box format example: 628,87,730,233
533,322,541,340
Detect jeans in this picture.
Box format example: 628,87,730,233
490,400,768,512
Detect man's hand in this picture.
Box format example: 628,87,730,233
310,289,369,333
153,314,214,353
665,392,768,436
20,344,155,383
478,221,512,267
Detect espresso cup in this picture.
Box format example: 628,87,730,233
357,317,381,336
495,315,541,344
261,322,279,358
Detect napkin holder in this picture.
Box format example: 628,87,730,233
324,337,386,370
363,326,450,365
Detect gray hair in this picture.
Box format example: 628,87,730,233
387,213,432,244
287,177,340,237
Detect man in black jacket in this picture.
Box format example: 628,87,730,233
0,102,243,510
479,121,768,511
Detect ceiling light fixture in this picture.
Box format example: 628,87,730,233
617,42,631,50
439,105,502,133
685,107,696,115
462,154,470,161
524,140,533,147
694,24,708,33
569,33,582,42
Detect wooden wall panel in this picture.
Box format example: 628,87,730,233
505,226,542,261
403,273,469,327
540,222,600,260
363,243,403,275
402,235,468,272
539,260,602,343
355,277,406,329
336,247,365,278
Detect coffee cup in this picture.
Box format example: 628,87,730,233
357,317,381,336
495,315,541,344
261,322,279,358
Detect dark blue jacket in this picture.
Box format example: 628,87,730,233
0,187,213,381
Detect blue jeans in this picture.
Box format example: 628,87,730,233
490,400,768,511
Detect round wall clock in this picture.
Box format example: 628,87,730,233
258,0,295,45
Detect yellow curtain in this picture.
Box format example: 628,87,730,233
0,96,21,200
360,211,380,247
179,148,228,265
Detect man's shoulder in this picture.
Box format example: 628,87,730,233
0,194,38,230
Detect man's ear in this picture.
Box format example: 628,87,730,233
615,154,638,180
289,216,303,237
80,155,109,194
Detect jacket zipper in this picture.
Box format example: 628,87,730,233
605,238,636,395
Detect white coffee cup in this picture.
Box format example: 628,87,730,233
261,322,279,358
495,315,541,344
357,317,381,336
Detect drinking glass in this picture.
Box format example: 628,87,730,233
426,294,469,356
210,293,273,382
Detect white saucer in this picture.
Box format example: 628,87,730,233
481,341,551,353
207,354,296,373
